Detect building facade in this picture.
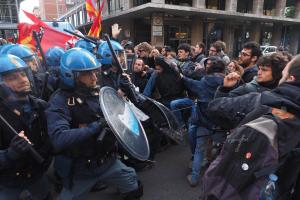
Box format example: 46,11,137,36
60,0,300,56
0,0,19,40
39,0,68,21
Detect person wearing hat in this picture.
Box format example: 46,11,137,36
215,53,288,98
143,55,185,107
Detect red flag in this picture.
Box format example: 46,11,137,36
86,0,98,19
21,10,73,52
17,23,40,51
88,0,106,38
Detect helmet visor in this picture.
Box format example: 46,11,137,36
23,55,45,73
0,68,35,99
117,51,127,71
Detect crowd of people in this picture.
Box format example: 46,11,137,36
0,24,299,200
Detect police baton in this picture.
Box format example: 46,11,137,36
104,34,139,104
63,29,98,45
0,113,44,164
32,31,47,70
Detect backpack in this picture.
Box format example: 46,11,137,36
202,94,300,200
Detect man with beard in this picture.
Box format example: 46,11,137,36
131,58,152,93
238,41,262,83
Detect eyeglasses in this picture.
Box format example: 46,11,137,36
240,51,251,57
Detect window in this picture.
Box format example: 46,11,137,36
263,0,275,16
133,0,151,7
206,0,225,10
237,0,253,13
165,0,192,6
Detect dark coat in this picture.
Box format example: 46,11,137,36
241,65,258,83
0,96,52,186
208,81,300,130
215,78,270,98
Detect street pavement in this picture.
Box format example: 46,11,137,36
86,144,203,200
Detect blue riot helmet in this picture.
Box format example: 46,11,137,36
5,44,44,73
0,54,35,97
0,43,15,55
75,39,96,54
97,40,127,70
45,46,65,67
60,48,101,88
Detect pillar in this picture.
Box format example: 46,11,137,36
271,23,282,47
191,17,203,45
151,13,164,47
225,0,237,12
124,0,134,10
296,0,300,18
223,23,235,57
275,0,286,17
250,22,261,43
289,25,300,55
193,0,206,8
252,0,264,15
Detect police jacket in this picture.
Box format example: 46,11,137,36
46,87,112,157
99,70,119,90
0,96,52,186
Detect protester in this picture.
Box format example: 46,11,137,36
180,56,225,187
204,54,300,200
216,53,288,97
144,55,185,107
238,41,262,83
192,42,206,63
226,60,244,75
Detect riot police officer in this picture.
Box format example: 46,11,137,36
45,46,65,92
0,54,52,199
46,48,143,200
97,40,131,93
2,44,46,97
75,39,97,54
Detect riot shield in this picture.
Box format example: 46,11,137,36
99,86,150,161
137,94,186,144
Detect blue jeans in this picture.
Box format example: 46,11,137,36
170,98,194,128
0,175,50,200
143,72,157,97
188,125,211,183
58,158,138,200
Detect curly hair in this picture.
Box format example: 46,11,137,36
137,42,153,54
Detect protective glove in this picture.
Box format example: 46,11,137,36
7,134,31,160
